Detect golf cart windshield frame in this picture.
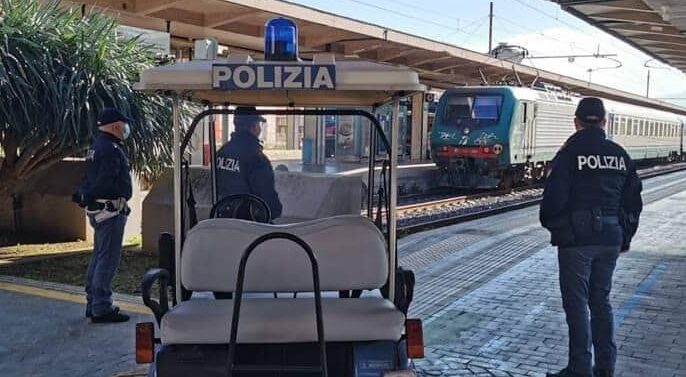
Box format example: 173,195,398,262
175,107,397,300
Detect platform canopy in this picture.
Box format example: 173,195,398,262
67,0,686,114
552,1,686,75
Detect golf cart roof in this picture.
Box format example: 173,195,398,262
134,54,425,106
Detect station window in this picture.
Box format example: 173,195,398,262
649,121,655,137
620,117,627,135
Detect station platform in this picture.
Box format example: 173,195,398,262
403,169,686,377
1,170,685,377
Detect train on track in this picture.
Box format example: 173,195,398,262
430,84,686,188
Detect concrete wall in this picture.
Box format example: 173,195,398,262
0,160,143,243
141,166,363,253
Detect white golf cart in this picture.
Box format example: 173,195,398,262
133,17,425,377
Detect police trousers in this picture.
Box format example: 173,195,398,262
558,245,620,376
86,213,127,316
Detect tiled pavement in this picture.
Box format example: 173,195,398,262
404,171,686,377
1,170,685,377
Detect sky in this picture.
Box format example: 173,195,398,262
287,0,686,107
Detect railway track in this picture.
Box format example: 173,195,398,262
397,162,686,236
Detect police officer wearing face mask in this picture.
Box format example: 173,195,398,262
72,107,133,323
216,106,283,220
540,98,643,377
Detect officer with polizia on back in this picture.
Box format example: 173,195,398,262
215,106,283,221
540,97,643,377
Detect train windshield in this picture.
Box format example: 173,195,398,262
443,94,502,126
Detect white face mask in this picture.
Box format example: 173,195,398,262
122,123,131,140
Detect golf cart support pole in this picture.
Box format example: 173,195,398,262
389,97,400,304
174,108,397,303
367,117,376,219
208,109,218,205
172,98,183,305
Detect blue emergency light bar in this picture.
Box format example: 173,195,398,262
264,17,298,61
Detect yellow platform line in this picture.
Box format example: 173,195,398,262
0,281,150,315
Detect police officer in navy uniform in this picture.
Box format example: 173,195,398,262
216,106,283,220
541,98,642,377
73,108,133,323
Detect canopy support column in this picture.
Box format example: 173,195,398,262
410,92,425,160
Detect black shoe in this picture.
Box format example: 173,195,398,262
593,368,614,377
91,307,130,323
546,368,589,377
87,305,118,319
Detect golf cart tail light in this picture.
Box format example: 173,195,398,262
405,318,424,359
136,322,155,364
264,17,298,61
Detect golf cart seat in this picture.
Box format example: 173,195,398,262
156,215,405,345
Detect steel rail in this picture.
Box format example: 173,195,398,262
398,162,686,236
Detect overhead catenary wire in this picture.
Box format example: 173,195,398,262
340,0,467,32
513,0,653,62
494,18,645,87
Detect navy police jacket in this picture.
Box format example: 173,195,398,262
540,126,642,248
216,131,283,219
78,132,132,202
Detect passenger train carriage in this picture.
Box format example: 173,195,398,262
431,85,686,188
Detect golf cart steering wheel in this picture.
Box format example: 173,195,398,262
210,194,272,223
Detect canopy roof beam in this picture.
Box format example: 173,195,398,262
135,0,184,15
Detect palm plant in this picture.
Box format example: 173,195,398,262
0,0,185,196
